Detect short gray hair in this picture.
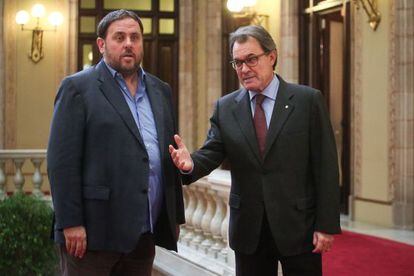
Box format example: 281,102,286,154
229,25,277,69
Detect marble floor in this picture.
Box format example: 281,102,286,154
340,215,414,246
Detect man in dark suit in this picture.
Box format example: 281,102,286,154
47,10,184,275
169,25,341,275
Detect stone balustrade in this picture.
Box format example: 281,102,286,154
154,169,235,276
0,149,47,200
0,150,234,275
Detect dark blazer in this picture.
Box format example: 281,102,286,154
183,75,341,256
47,60,185,253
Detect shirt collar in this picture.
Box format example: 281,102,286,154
103,59,146,81
248,75,279,101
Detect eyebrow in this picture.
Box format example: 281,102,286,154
112,31,140,36
234,53,260,60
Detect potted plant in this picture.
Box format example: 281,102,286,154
0,193,58,275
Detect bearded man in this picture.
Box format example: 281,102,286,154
47,9,184,276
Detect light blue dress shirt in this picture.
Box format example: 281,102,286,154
248,75,280,128
105,62,163,234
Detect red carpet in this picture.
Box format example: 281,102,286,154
323,230,414,276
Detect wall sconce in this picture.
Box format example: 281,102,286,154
15,4,63,63
226,0,269,28
353,0,381,31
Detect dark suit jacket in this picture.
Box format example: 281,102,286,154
183,75,341,256
47,60,185,253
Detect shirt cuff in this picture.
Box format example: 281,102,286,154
180,160,194,174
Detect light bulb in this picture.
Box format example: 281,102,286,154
31,4,46,18
227,0,244,13
16,10,30,25
88,51,93,61
48,11,63,26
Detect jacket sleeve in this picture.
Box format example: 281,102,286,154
310,90,341,234
47,77,86,230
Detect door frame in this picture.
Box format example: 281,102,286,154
299,1,351,214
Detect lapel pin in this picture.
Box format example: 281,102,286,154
285,105,289,109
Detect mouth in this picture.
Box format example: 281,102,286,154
121,53,135,59
243,76,256,82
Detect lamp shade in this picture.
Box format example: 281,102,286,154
31,4,46,18
48,12,63,26
227,0,243,12
15,10,30,25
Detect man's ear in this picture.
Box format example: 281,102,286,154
269,50,277,67
96,37,105,54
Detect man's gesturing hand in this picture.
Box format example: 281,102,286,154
169,134,193,172
63,226,87,258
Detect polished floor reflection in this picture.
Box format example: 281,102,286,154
340,215,414,246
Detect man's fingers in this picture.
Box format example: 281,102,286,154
74,240,81,257
75,238,87,258
66,239,72,255
312,232,334,253
312,240,323,253
174,134,184,148
169,145,176,154
63,226,87,257
312,240,331,253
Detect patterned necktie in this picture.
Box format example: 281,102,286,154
253,94,267,157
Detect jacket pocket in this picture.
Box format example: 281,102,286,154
296,197,315,210
82,186,110,200
229,193,241,209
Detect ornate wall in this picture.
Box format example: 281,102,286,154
391,0,414,229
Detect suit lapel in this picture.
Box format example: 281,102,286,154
96,61,145,148
263,76,295,159
145,76,166,162
232,89,262,163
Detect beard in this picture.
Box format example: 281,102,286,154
105,48,143,77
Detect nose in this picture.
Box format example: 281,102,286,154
240,62,250,73
124,37,133,47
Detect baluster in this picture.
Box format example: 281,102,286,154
12,158,25,194
199,188,216,254
218,193,230,262
190,185,206,249
182,186,197,246
31,158,44,197
179,187,189,241
0,160,6,200
209,191,225,258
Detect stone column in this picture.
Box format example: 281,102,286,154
179,0,222,150
205,0,222,117
179,0,198,151
3,0,17,149
349,0,364,219
391,0,414,230
0,0,4,148
68,0,78,74
279,0,299,83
